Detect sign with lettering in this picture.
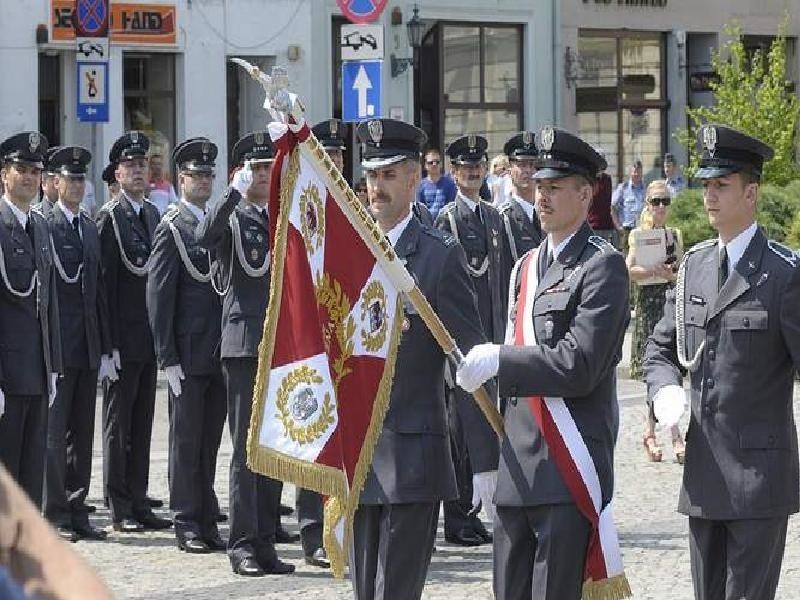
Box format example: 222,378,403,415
52,0,177,45
582,0,667,6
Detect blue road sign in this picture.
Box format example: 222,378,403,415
342,60,382,122
77,62,109,122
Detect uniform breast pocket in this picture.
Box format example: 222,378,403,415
684,303,708,357
533,291,572,343
723,309,768,365
5,252,35,290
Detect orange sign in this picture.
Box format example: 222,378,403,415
52,0,177,45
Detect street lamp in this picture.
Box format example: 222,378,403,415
391,4,423,78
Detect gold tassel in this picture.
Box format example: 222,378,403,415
582,573,632,600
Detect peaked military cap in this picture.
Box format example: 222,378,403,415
356,119,427,169
0,131,49,169
446,134,488,165
48,146,91,176
109,130,150,163
172,137,217,174
695,124,774,179
43,146,63,176
312,118,347,151
231,131,275,167
503,131,538,160
533,127,606,181
102,163,117,185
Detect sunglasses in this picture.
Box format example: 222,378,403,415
648,197,671,207
425,160,441,166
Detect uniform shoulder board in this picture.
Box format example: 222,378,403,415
142,198,157,209
438,202,455,217
497,199,513,214
587,235,617,254
685,238,716,257
29,206,45,219
767,240,797,267
79,207,90,218
421,225,456,248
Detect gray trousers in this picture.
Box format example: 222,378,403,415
493,503,590,600
297,487,324,555
352,502,438,600
689,516,788,600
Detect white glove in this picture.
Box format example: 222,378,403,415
472,470,498,523
48,373,58,407
112,348,121,371
99,354,119,382
456,343,500,393
231,162,253,197
165,365,185,397
0,387,4,420
653,384,688,427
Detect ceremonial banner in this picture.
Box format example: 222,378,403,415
247,121,402,577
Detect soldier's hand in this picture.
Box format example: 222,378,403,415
165,365,185,397
457,343,500,393
111,349,121,371
48,373,58,408
0,388,4,420
653,384,687,427
231,162,253,197
99,355,118,382
471,470,497,522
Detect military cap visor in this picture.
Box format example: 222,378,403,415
695,125,774,180
312,119,347,152
109,131,150,164
503,133,538,160
446,135,488,166
533,127,606,181
49,146,92,176
231,132,275,167
173,137,218,173
0,131,49,169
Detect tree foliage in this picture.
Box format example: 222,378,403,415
674,19,800,186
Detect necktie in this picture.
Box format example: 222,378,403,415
474,203,482,224
139,207,149,237
72,216,80,237
24,217,34,248
718,246,728,291
261,208,268,223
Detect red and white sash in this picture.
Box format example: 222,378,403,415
511,247,631,600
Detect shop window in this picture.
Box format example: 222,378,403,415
123,53,175,157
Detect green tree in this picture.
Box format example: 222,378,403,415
674,19,800,185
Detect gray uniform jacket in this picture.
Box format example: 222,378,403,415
0,202,62,395
498,196,543,263
46,204,111,370
147,203,222,375
360,217,498,504
644,228,800,520
96,194,160,363
497,223,629,507
195,188,270,359
32,198,54,217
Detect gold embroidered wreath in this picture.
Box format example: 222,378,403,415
315,272,355,387
275,364,335,445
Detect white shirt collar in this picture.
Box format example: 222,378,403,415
57,200,80,223
512,194,535,222
3,197,28,229
548,230,578,261
385,211,414,248
181,198,205,222
719,222,758,275
123,192,143,215
456,191,479,213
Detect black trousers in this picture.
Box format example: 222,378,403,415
0,394,48,508
43,368,98,528
689,515,788,600
169,370,226,540
296,487,324,555
222,357,282,565
443,387,480,536
102,359,157,521
352,502,439,600
493,504,591,600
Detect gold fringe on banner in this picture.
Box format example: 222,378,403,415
582,573,633,600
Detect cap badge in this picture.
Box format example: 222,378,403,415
28,132,40,153
539,128,555,153
367,119,383,147
522,131,533,147
201,141,211,158
255,132,265,145
330,119,338,136
468,134,476,151
72,147,81,160
702,125,717,157
130,131,139,144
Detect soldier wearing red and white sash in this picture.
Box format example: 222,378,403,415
458,128,631,600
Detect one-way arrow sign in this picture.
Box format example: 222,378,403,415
342,60,381,122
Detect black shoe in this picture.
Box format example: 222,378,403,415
275,526,300,544
73,524,108,541
178,537,211,554
232,557,265,577
260,556,295,575
215,512,228,523
472,520,493,543
279,504,294,516
147,496,164,509
136,512,173,530
204,534,227,551
304,547,330,569
444,527,483,547
56,525,79,543
86,504,97,514
112,518,145,533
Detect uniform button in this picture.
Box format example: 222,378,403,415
706,378,715,389
702,402,712,414
768,435,776,446
742,317,750,328
707,349,716,360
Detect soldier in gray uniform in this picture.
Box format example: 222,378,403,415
352,118,496,600
96,131,172,533
147,137,227,554
42,146,115,542
643,125,800,600
0,131,62,508
436,135,508,546
196,132,294,577
35,146,60,216
457,128,629,600
498,131,543,262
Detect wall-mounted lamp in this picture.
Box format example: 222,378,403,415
390,4,423,78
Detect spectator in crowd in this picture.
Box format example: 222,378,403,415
147,152,178,216
487,153,511,204
626,180,685,464
612,159,645,251
415,147,456,220
663,153,686,197
587,153,617,247
354,177,368,208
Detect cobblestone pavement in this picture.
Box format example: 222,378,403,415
73,375,800,599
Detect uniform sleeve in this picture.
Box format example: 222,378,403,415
196,188,240,250
95,261,113,356
96,210,121,350
48,260,63,375
498,251,630,398
146,222,180,368
779,265,800,370
642,286,684,399
444,176,457,204
438,243,499,472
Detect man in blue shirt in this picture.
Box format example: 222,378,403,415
611,159,645,250
663,153,686,197
416,148,456,219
